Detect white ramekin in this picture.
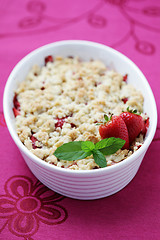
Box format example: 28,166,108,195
3,40,157,200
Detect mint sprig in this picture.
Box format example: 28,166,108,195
53,141,91,161
54,137,125,168
92,149,107,168
95,138,125,156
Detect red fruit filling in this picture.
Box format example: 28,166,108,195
45,55,53,65
13,108,20,117
13,93,21,117
55,116,76,129
137,144,142,149
55,117,66,129
123,74,128,82
13,94,20,110
94,82,102,87
70,123,76,128
122,97,128,104
30,135,41,149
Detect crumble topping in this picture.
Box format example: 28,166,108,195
14,56,146,170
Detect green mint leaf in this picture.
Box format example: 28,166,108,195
81,141,95,152
95,138,113,150
54,141,91,161
99,137,125,155
95,137,124,150
54,137,125,168
92,149,107,168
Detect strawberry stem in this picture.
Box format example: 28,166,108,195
95,114,113,126
127,107,141,115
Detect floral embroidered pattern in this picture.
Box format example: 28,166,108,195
0,175,68,239
0,111,6,127
0,0,159,54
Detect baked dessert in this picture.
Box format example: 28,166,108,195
13,56,149,170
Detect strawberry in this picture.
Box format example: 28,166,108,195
99,115,129,149
120,110,144,144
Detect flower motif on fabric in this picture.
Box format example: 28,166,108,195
0,175,68,240
0,111,6,127
0,0,160,54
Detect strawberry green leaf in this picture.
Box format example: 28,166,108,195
81,141,95,152
54,141,91,161
104,114,109,122
92,149,107,168
95,123,101,125
127,106,141,115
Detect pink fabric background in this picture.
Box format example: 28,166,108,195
0,0,160,239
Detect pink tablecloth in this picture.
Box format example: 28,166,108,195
0,1,160,239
